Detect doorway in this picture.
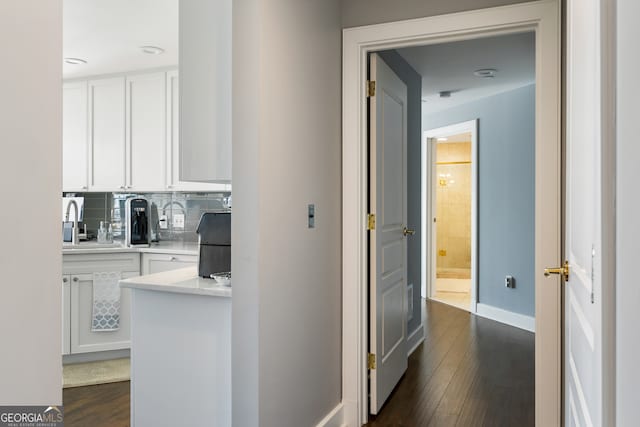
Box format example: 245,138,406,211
342,2,561,426
425,121,478,313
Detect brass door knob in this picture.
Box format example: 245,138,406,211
544,260,570,281
403,227,415,237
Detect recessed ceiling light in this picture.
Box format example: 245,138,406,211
64,58,87,65
474,68,497,78
437,137,448,141
140,46,165,55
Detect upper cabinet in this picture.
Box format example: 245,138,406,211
63,81,89,191
88,77,127,191
63,70,229,193
126,72,167,192
179,0,232,183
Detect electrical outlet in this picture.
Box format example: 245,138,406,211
159,215,168,230
173,213,185,229
505,275,515,288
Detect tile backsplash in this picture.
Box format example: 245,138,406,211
64,191,231,243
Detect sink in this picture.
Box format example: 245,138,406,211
62,242,124,250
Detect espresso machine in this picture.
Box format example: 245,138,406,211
125,198,150,247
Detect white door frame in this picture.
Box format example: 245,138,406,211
342,2,561,426
424,120,478,313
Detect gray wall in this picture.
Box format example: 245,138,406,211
0,0,62,404
342,0,532,28
424,84,535,316
378,50,423,335
233,0,342,426
617,0,640,424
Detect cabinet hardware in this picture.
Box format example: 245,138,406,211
72,277,79,282
63,277,68,283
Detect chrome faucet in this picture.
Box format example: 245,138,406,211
65,200,80,245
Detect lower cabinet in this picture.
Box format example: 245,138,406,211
69,271,138,354
63,253,140,355
141,253,198,275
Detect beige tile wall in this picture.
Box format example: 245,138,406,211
436,142,472,276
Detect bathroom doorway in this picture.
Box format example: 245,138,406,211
424,120,477,312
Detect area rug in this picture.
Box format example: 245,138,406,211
63,358,130,388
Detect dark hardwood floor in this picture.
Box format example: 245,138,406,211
61,300,533,427
63,381,130,427
366,299,535,427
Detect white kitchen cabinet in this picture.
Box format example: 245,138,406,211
126,72,166,192
62,276,71,355
179,0,232,183
141,252,198,275
63,252,140,354
70,271,137,354
165,70,230,192
63,82,89,191
88,77,126,191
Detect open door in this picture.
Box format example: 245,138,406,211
368,53,408,415
561,0,603,424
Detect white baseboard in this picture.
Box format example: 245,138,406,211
407,323,424,356
315,402,345,427
475,303,535,332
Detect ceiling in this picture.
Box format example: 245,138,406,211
394,32,535,115
63,0,178,79
437,132,471,143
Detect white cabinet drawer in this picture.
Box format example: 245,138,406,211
141,253,198,275
63,252,140,274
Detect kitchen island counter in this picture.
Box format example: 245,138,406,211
119,266,231,297
121,266,231,427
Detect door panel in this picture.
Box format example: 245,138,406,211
89,77,126,190
565,0,602,425
126,72,166,191
369,53,408,415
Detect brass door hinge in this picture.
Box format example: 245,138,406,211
367,80,376,97
368,353,376,370
367,213,376,231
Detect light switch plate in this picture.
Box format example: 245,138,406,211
308,204,315,228
173,213,185,229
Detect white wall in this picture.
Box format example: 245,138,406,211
0,0,62,405
616,0,640,425
232,0,343,426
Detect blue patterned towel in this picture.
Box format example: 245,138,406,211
91,272,122,332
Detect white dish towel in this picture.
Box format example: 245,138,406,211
92,272,122,332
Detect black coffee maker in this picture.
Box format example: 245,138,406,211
125,198,150,247
196,212,231,278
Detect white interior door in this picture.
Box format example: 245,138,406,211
369,53,408,415
564,0,603,425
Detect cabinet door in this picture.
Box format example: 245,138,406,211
165,70,230,192
179,0,232,183
89,77,126,191
142,253,198,275
62,275,71,355
126,72,166,192
63,82,89,191
70,271,136,353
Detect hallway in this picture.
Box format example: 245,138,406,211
366,299,534,426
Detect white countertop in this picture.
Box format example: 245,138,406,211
119,266,232,298
62,241,199,256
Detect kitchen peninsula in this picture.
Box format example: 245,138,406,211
120,267,231,427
